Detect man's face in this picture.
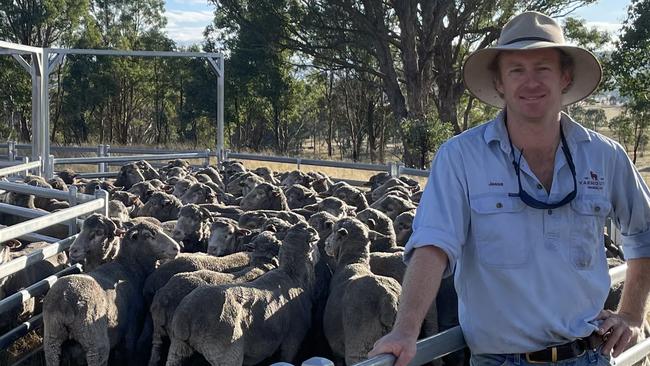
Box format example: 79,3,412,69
494,48,572,122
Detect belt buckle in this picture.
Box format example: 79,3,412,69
525,347,558,364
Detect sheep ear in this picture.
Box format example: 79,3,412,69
337,228,348,237
367,219,376,230
236,229,251,237
325,220,333,229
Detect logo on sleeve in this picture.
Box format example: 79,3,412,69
579,170,605,190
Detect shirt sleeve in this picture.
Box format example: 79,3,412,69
404,141,470,277
611,145,650,259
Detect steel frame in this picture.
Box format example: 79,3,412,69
0,41,225,177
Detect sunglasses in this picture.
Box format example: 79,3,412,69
506,124,577,210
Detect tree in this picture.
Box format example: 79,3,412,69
211,0,597,167
608,0,650,163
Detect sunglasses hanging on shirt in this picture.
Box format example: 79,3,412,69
505,121,577,210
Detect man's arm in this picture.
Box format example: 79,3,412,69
598,257,650,357
368,245,448,366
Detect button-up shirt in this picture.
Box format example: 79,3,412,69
405,111,650,354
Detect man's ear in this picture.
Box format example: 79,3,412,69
561,70,572,94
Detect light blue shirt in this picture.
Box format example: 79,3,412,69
405,111,650,354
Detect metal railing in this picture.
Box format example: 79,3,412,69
354,264,639,366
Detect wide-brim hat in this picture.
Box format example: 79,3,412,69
463,11,602,108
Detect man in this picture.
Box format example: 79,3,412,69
369,11,650,366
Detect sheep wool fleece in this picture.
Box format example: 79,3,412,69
405,111,650,354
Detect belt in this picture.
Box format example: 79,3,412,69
523,333,606,363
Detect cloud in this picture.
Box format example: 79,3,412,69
584,21,624,35
165,10,213,28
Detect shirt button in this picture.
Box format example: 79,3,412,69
547,209,553,215
496,202,503,208
537,184,543,189
595,206,601,212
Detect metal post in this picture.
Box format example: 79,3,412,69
30,54,41,166
95,189,109,217
68,185,78,236
7,140,15,161
22,156,30,177
97,144,106,175
204,149,211,167
41,49,51,180
297,158,302,171
396,162,403,178
389,162,399,177
45,154,54,179
217,57,225,161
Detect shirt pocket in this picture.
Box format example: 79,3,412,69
569,197,611,270
470,195,529,268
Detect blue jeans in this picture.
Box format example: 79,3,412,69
470,348,611,366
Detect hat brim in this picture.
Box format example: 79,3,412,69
463,40,602,108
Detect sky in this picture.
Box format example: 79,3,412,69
163,0,633,47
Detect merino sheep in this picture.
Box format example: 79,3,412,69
302,197,356,219
323,218,401,365
356,208,396,239
240,182,290,211
43,222,180,366
281,170,314,188
370,195,417,220
238,210,305,229
332,185,369,212
195,166,225,189
114,163,146,190
147,232,281,366
142,252,252,305
285,184,319,209
394,211,415,246
57,168,79,184
48,176,68,192
252,167,280,185
172,204,213,253
207,219,255,256
180,183,218,205
226,172,257,197
68,214,124,271
128,181,160,203
165,222,320,366
370,178,411,202
136,192,183,222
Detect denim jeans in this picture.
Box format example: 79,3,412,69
470,347,611,366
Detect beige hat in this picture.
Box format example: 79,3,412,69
463,11,602,108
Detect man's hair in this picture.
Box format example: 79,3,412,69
489,48,574,97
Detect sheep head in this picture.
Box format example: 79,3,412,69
69,214,124,268
208,220,251,256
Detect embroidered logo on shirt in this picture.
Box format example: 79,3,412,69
489,182,504,186
579,170,605,190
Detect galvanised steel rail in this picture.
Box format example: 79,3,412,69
0,224,59,243
0,161,42,178
0,180,96,203
53,151,210,165
0,198,104,243
354,264,632,366
0,236,77,280
0,264,83,350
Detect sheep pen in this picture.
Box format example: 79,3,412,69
0,156,629,366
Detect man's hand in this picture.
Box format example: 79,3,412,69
368,330,418,366
596,309,644,357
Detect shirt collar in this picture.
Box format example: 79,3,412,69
483,110,592,153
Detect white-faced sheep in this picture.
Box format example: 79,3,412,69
239,182,290,211
147,231,281,366
323,218,401,365
195,166,225,189
332,185,369,212
57,168,80,185
43,222,180,366
180,183,218,205
285,184,319,209
165,222,320,366
280,170,314,188
207,219,255,257
370,177,411,203
68,214,124,272
252,167,280,185
369,195,417,220
128,181,160,203
394,210,415,246
114,163,146,190
301,197,356,220
171,204,213,253
136,192,183,222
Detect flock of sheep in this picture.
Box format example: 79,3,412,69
0,159,626,366
0,159,429,366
